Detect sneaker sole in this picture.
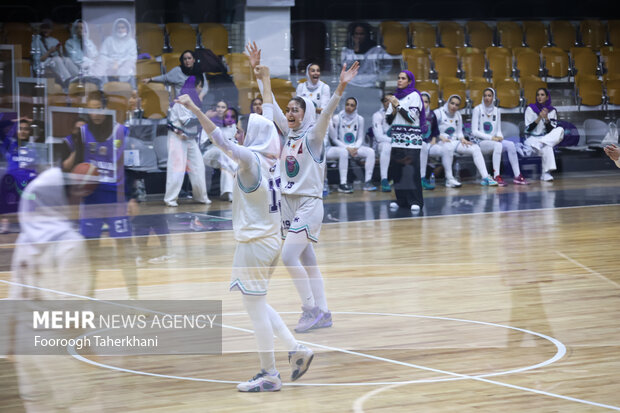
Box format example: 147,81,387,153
291,353,314,381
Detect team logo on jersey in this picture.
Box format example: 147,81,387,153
285,156,300,177
89,142,97,153
114,139,121,149
297,142,303,154
344,132,356,144
483,121,493,133
99,146,108,156
422,120,432,139
445,127,455,136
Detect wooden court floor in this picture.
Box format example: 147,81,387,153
0,175,619,412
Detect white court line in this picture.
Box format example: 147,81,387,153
556,251,620,289
2,280,618,410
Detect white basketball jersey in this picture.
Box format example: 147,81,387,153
232,153,281,242
334,113,362,146
281,134,325,198
296,81,329,110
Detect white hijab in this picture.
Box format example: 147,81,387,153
102,18,135,58
442,94,462,119
481,87,497,115
245,114,281,169
339,97,359,123
420,92,432,117
304,63,321,92
288,96,316,139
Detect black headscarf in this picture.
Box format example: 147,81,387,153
347,22,376,55
179,50,199,76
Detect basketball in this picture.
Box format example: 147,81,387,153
70,162,100,196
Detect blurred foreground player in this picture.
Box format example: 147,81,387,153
177,94,314,392
9,165,102,412
61,91,137,299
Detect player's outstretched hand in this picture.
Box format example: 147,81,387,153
253,65,270,80
604,143,620,161
175,94,198,111
245,41,261,68
340,61,360,85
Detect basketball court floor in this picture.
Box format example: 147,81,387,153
0,170,619,412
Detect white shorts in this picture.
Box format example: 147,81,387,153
281,195,324,242
229,234,282,296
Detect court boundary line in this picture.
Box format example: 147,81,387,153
556,251,620,289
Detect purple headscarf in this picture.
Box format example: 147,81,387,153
177,76,202,108
527,88,556,115
394,70,427,134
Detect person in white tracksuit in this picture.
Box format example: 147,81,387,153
523,88,564,181
329,97,376,191
471,88,529,186
434,95,498,187
163,76,210,207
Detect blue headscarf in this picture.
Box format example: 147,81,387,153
174,75,202,108
528,88,556,115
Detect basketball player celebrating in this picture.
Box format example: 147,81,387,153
247,41,359,332
176,94,314,392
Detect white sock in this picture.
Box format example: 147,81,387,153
282,232,316,309
301,244,329,312
266,304,298,351
242,294,276,373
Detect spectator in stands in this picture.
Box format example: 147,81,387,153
523,88,564,181
434,95,498,187
418,92,443,190
472,88,529,186
93,18,137,86
202,100,237,202
65,19,98,77
163,76,210,207
31,19,79,87
251,97,263,115
372,93,393,192
296,63,330,114
329,97,376,191
386,71,425,212
224,107,245,144
604,144,620,168
144,50,208,100
341,22,391,128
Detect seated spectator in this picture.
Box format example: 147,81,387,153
65,19,98,77
372,93,394,192
523,88,564,181
434,95,498,187
471,88,529,186
340,22,391,132
296,63,330,114
163,76,210,207
329,97,376,192
202,100,237,202
31,19,79,86
419,92,443,190
144,50,207,100
93,18,137,86
250,97,263,115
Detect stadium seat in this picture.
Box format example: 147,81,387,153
521,77,547,106
416,80,440,110
161,52,182,73
380,21,408,55
136,59,162,82
409,22,437,50
199,23,229,56
488,52,513,82
106,95,129,124
522,21,548,52
165,23,197,52
515,47,542,79
438,21,465,49
136,26,165,57
434,53,459,80
271,78,295,109
429,46,455,62
2,22,33,59
402,48,431,81
495,79,521,108
468,78,493,105
497,21,524,50
584,118,609,147
138,83,170,119
549,21,576,51
465,21,493,50
541,46,569,78
579,20,605,51
103,81,134,100
605,78,620,105
460,49,486,80
571,47,598,77
609,20,620,49
441,78,467,106
575,75,604,107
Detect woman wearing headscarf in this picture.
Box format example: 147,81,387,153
248,41,359,333
31,19,79,86
296,63,331,114
94,18,137,85
329,97,376,191
434,95,498,187
202,100,237,202
175,94,314,393
472,88,528,185
65,19,98,77
144,50,208,100
523,88,564,181
385,70,426,211
163,76,210,207
418,92,444,190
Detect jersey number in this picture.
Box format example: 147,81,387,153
268,177,281,213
